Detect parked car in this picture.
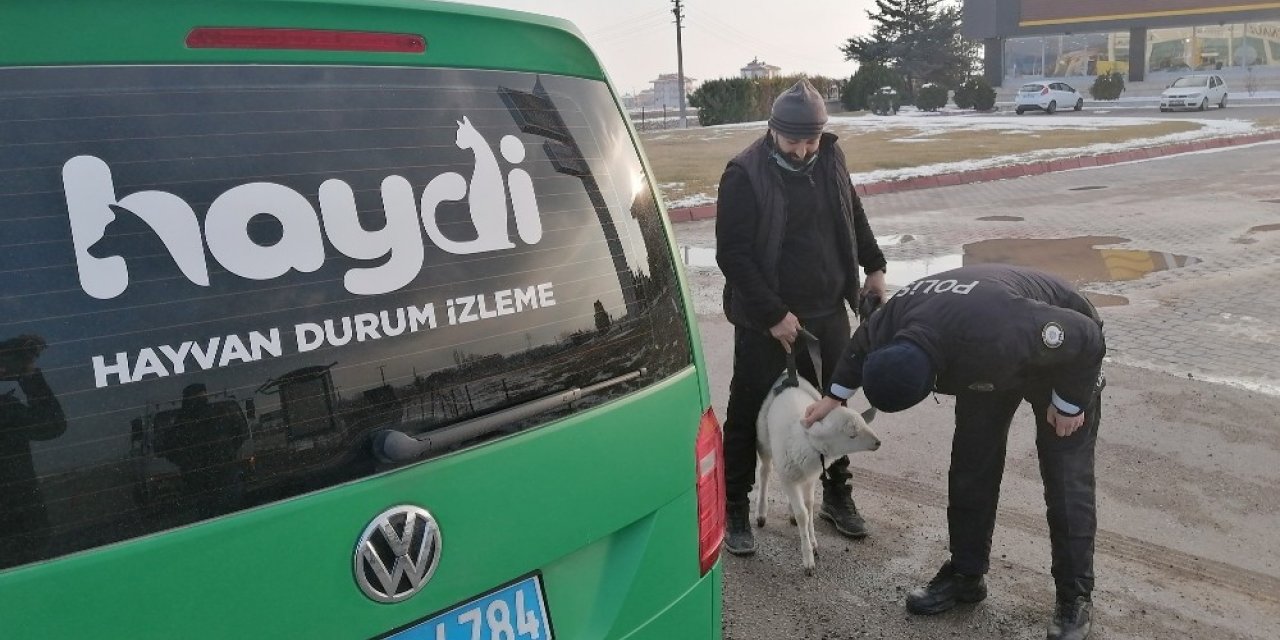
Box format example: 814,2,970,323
0,1,724,638
1160,74,1229,111
1015,81,1084,115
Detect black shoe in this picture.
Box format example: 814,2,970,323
905,560,988,615
819,487,868,539
724,501,756,556
1047,596,1092,640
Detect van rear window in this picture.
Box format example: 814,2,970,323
0,66,691,570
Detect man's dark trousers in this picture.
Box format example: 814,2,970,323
948,385,1101,600
723,311,852,505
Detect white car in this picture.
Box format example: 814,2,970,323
1159,74,1228,111
1014,81,1084,115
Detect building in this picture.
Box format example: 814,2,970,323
649,73,695,110
740,57,782,79
621,91,654,110
963,0,1280,86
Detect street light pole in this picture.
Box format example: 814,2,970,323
672,0,687,128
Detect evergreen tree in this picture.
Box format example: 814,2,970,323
841,63,905,112
688,78,757,126
840,0,976,99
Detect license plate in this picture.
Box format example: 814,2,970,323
383,575,553,640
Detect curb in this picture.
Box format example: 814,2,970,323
666,131,1280,223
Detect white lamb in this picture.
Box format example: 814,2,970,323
755,374,881,575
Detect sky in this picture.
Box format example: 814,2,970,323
453,0,876,95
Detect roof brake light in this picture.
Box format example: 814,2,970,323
186,27,426,53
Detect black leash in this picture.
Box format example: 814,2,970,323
857,291,882,324
780,327,823,393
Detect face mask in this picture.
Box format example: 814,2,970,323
770,149,819,176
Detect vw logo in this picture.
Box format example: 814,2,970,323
354,505,442,603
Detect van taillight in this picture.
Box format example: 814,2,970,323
186,27,426,53
695,408,725,575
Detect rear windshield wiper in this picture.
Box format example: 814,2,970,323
373,368,646,464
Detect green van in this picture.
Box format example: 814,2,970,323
0,1,724,638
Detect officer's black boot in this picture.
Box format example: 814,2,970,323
1046,595,1092,640
819,484,868,539
905,560,988,615
724,501,756,556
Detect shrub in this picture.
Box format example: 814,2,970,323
1089,71,1125,100
868,88,901,115
954,77,996,111
916,83,949,111
841,63,905,112
688,78,757,126
754,74,836,116
689,74,842,125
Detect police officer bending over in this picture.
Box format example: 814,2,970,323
805,264,1105,640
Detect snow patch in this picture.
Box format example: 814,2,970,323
847,118,1257,184
667,193,718,208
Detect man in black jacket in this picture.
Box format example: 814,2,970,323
0,335,68,570
805,264,1104,640
716,79,888,556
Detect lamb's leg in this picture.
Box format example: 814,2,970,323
804,478,820,560
781,480,815,575
755,452,770,528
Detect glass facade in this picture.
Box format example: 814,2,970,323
1003,20,1280,81
1148,23,1280,71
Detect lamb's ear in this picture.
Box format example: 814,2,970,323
861,407,877,424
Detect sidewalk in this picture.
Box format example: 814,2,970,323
665,129,1280,223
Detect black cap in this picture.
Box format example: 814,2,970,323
769,79,828,138
862,341,934,413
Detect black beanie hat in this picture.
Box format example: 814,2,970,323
769,79,828,138
862,340,934,413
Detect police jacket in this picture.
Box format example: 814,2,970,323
715,132,886,332
829,265,1106,416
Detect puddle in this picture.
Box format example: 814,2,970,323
962,236,1199,283
1248,224,1280,233
886,236,1199,307
977,215,1024,222
1069,185,1108,191
683,236,1198,308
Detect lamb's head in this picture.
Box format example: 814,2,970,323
808,405,881,456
